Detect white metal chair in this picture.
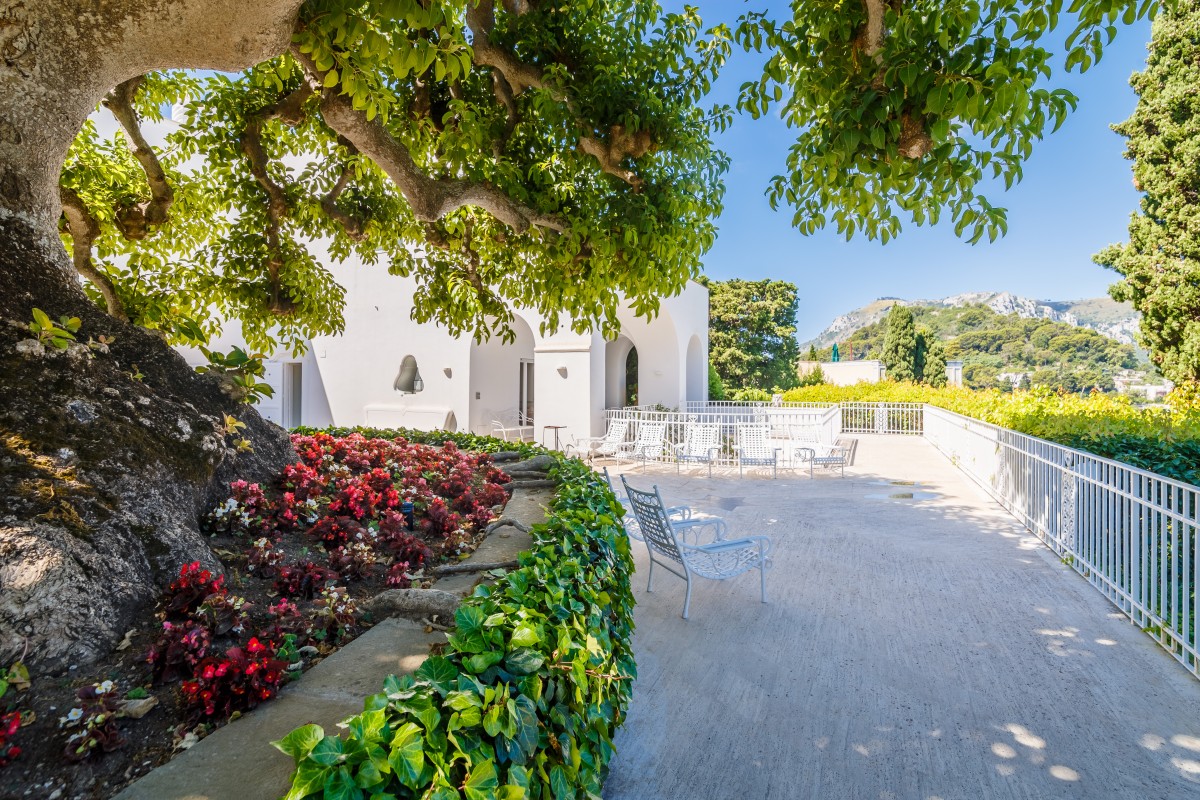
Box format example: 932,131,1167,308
670,422,721,477
569,418,630,461
735,423,781,478
491,408,535,442
787,425,847,476
614,421,666,470
621,476,770,619
603,467,693,541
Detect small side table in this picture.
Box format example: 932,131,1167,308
542,425,567,451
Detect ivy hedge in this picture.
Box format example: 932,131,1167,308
277,428,636,799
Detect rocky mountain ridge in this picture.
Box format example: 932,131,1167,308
805,291,1139,348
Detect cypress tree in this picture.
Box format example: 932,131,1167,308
1095,1,1200,384
882,304,917,382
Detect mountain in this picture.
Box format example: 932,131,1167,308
803,292,1139,349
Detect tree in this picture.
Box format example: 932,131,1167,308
738,0,1161,244
806,344,818,360
708,364,728,401
882,304,917,382
1,0,728,669
706,278,801,390
0,0,1163,670
1095,0,1200,385
923,337,948,387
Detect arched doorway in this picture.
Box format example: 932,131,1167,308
685,335,704,404
468,315,536,434
625,346,639,406
605,335,637,409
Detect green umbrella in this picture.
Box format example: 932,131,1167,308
831,343,840,362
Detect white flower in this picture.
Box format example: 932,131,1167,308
97,680,115,694
60,707,84,727
221,497,238,513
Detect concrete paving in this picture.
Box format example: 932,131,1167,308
604,436,1200,800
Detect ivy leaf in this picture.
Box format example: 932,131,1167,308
464,759,499,800
272,724,325,760
387,722,426,789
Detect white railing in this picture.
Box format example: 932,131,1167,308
839,402,924,434
923,404,1199,679
684,400,834,411
603,403,841,464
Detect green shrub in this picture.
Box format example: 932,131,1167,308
707,364,727,401
276,435,635,799
780,383,1200,485
730,387,772,402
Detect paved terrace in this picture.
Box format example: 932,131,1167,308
604,436,1200,800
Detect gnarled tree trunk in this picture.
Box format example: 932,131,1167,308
0,0,301,670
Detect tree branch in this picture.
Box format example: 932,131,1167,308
291,47,565,233
102,77,174,228
464,0,651,189
58,187,128,321
321,157,366,241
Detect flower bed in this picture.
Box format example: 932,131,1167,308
782,383,1200,485
277,453,636,800
0,431,517,799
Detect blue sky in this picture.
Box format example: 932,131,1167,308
677,4,1153,340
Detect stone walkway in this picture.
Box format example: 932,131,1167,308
604,436,1200,800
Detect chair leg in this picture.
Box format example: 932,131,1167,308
682,575,693,619
646,558,655,592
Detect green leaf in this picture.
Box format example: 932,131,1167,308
464,759,499,800
388,722,426,789
272,724,325,760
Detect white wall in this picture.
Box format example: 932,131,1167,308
468,314,536,434
798,360,887,386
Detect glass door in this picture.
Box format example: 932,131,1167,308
518,359,534,425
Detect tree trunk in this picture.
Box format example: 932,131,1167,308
0,1,302,671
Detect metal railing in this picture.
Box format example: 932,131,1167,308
839,402,924,434
923,404,1199,679
603,404,841,464
684,400,834,412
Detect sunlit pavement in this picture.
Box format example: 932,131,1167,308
603,436,1200,800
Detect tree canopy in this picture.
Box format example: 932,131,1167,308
706,277,801,390
1095,0,1200,385
45,0,1166,357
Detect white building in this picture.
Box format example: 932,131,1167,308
183,263,709,447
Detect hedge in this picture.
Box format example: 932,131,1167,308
276,429,636,799
780,383,1200,486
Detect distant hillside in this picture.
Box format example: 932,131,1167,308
804,300,1149,392
804,292,1140,349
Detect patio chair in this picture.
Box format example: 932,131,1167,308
568,418,630,462
788,425,847,477
670,421,721,477
735,423,781,478
490,408,535,442
603,467,694,541
621,476,770,619
614,421,667,470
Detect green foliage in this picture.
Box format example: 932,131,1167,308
28,308,81,350
796,364,826,388
278,445,634,799
730,387,773,402
706,278,800,391
881,305,917,382
61,2,731,353
781,383,1200,485
1095,0,1200,385
707,364,727,401
922,337,948,387
736,0,1160,243
836,303,1139,391
195,346,275,404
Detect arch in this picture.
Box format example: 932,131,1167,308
685,335,705,404
625,346,639,406
613,302,681,409
468,315,536,434
605,335,636,409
